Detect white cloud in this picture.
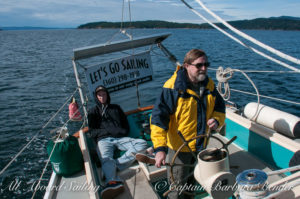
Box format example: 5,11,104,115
170,3,185,7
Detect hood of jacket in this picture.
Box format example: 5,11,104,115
94,85,111,107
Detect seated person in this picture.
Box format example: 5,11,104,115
88,86,148,199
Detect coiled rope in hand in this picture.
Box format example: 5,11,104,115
216,66,234,101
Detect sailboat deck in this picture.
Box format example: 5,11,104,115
52,170,90,199
116,166,160,199
49,163,159,199
48,133,285,199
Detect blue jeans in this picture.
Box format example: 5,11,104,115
96,137,148,184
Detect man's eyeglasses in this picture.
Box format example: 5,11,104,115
189,62,210,68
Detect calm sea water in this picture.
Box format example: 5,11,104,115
0,29,299,198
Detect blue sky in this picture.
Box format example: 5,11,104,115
1,0,300,28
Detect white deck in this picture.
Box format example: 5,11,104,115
45,129,293,199
116,166,160,199
47,164,160,199
52,170,90,199
46,134,286,199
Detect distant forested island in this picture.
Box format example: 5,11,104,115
78,16,300,30
0,27,67,30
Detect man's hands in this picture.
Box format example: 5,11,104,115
207,118,218,130
155,151,166,168
153,119,218,168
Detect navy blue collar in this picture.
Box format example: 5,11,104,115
174,67,209,92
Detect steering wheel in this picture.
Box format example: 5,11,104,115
164,131,237,197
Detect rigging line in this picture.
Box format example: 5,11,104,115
31,134,62,199
235,69,260,120
128,0,132,28
151,48,170,58
216,67,261,120
31,106,85,199
267,165,300,176
127,0,135,56
234,70,300,73
105,0,126,45
209,68,300,73
105,30,122,45
194,0,300,66
121,0,125,30
231,88,300,106
0,88,79,176
107,0,132,44
119,0,133,40
180,0,300,72
119,48,151,56
157,43,181,66
76,61,88,70
264,180,300,199
216,67,233,101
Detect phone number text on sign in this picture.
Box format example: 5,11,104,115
85,51,153,96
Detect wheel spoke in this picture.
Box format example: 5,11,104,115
167,132,236,197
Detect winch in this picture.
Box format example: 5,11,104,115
236,169,268,198
194,147,236,199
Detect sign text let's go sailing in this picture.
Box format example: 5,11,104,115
85,51,153,96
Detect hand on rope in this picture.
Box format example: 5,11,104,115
216,66,234,101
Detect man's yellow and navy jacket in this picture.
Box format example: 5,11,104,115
150,66,225,153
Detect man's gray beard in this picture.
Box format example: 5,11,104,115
196,74,206,82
